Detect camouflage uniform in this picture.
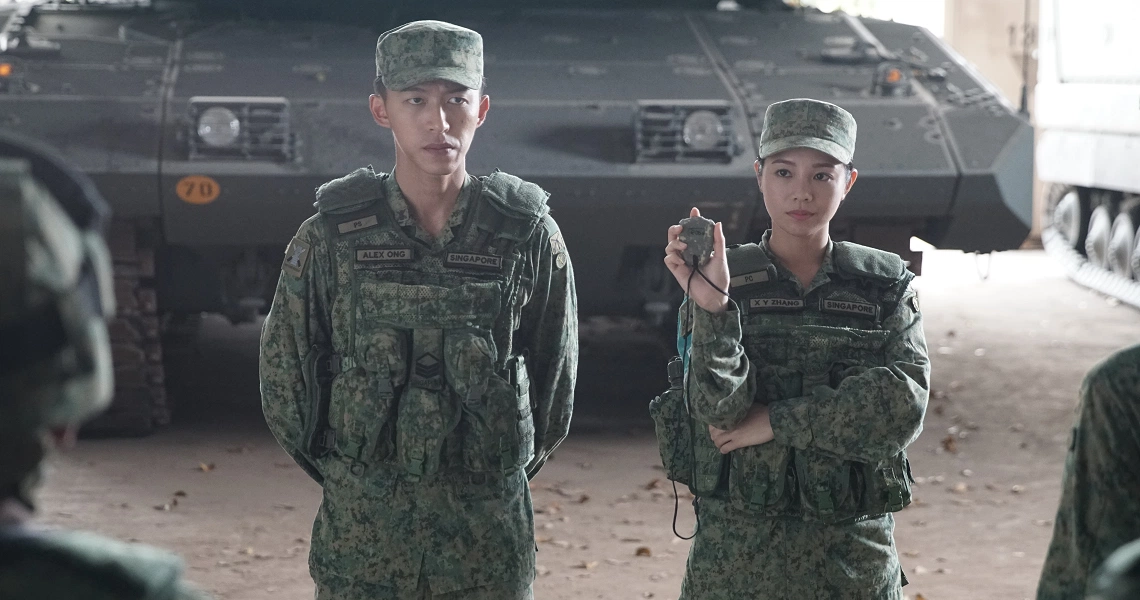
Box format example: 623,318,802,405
259,21,577,600
0,132,209,600
1037,344,1140,600
651,99,929,600
1087,537,1140,600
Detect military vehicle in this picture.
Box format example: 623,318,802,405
1035,0,1140,310
0,0,1032,433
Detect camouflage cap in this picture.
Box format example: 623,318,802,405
375,20,483,92
758,98,857,164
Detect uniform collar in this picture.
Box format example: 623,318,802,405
759,230,836,295
384,173,476,248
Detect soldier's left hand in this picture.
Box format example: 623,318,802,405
708,403,774,453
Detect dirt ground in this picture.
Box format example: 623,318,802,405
36,249,1140,600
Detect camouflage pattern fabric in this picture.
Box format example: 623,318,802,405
0,527,211,600
0,134,212,600
681,507,903,600
757,98,857,163
376,20,483,91
260,167,577,598
1037,343,1140,600
679,231,928,597
1088,537,1140,600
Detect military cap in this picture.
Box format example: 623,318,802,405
758,98,857,164
375,20,483,92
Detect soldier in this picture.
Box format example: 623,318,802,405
1087,538,1140,600
1037,343,1140,600
0,132,210,599
259,20,578,600
659,98,929,599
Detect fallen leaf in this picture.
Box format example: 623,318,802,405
620,537,643,543
933,405,945,416
903,550,921,558
173,490,187,497
154,503,171,511
645,478,662,490
170,498,179,507
950,482,969,494
1010,485,1025,494
960,469,973,477
536,565,550,576
535,535,553,543
985,482,999,491
274,504,295,510
605,558,630,566
913,565,929,575
916,594,928,600
551,540,572,549
535,503,562,515
198,462,216,472
242,547,254,556
1034,519,1053,527
941,435,958,454
575,561,599,570
636,547,652,557
578,462,593,470
575,494,590,504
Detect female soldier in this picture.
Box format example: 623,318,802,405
662,98,930,599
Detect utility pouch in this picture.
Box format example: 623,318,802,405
302,345,336,459
690,425,726,497
649,356,694,486
858,453,913,516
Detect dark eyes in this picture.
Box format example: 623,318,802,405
775,168,791,177
407,97,469,105
814,173,833,181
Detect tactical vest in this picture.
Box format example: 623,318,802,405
304,167,547,479
653,241,916,523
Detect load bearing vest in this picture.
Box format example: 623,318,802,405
306,167,548,478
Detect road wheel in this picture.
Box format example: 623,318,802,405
1085,206,1113,269
1045,185,1088,251
1108,212,1137,278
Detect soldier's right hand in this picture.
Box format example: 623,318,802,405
665,207,730,314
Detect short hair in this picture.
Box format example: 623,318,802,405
373,76,487,98
757,157,855,184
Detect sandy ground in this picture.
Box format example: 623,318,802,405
35,249,1140,600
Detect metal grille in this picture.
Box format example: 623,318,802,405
188,96,294,161
635,101,736,163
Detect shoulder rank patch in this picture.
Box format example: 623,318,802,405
821,298,879,319
749,297,805,312
730,270,770,288
549,230,568,269
282,237,311,278
445,252,503,271
909,292,920,312
355,246,414,266
337,214,379,234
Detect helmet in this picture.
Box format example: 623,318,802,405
1089,539,1140,600
0,131,115,507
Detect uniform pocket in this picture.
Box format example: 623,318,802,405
330,328,407,465
728,443,791,512
461,373,528,474
649,387,694,486
793,449,856,522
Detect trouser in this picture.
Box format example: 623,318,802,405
680,500,904,600
1036,343,1140,600
315,577,533,600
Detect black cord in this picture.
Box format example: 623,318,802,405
693,263,730,298
670,271,699,540
672,480,697,540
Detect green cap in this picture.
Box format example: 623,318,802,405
375,20,483,92
758,98,857,164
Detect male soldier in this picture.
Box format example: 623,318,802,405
0,132,210,599
259,20,578,600
1038,343,1140,600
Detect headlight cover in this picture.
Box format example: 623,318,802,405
682,110,725,151
196,106,241,147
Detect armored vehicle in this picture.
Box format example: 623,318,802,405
1036,0,1140,310
0,0,1032,433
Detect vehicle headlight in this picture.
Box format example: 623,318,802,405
196,106,241,147
682,110,724,151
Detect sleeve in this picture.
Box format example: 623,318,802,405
1036,344,1140,600
258,218,333,484
515,215,578,479
767,282,930,463
687,300,758,430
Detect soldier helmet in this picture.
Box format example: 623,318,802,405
0,130,116,507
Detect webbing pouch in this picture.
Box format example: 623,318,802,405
793,449,853,521
649,387,693,486
728,442,791,512
690,430,725,496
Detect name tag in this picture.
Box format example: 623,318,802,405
821,298,879,319
355,246,414,265
337,215,379,234
445,252,503,271
749,298,805,312
730,270,770,288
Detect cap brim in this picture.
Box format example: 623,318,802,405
384,67,482,92
758,135,853,164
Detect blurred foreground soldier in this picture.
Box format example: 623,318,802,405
1087,538,1140,600
259,20,578,600
1037,343,1140,600
654,98,929,599
0,132,209,599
